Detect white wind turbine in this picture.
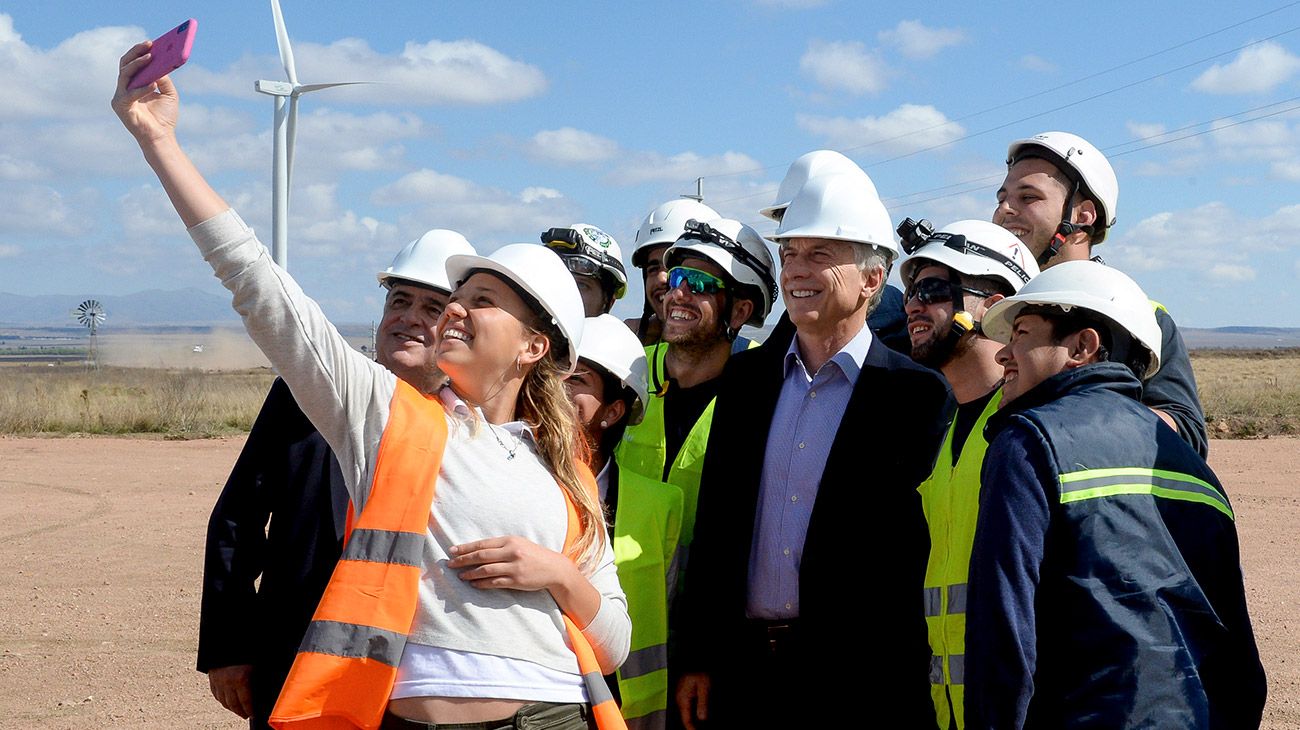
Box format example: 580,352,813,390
254,0,367,269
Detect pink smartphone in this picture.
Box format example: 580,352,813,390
128,19,198,90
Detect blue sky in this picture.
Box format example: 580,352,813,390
3,1,1300,327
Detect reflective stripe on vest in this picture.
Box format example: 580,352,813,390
271,379,445,729
918,389,1001,730
1058,467,1234,520
271,381,627,730
611,466,683,729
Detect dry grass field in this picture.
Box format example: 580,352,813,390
1193,349,1300,438
0,367,273,437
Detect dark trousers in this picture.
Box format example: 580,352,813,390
704,621,806,728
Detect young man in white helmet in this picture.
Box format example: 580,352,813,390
566,314,684,730
677,172,952,727
199,229,475,728
993,130,1208,458
541,224,628,318
626,199,721,345
616,218,775,563
896,218,1040,729
966,261,1265,729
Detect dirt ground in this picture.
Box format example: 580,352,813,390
0,436,1295,729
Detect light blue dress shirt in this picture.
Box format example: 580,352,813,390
746,322,873,619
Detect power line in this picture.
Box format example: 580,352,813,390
696,2,1300,205
883,98,1300,210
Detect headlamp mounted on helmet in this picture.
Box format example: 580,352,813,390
542,227,622,274
898,217,1032,285
680,218,777,303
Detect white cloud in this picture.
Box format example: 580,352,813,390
1191,42,1300,94
799,40,889,95
1208,263,1256,283
0,153,46,181
878,20,965,60
1126,121,1167,141
1019,54,1057,73
1109,201,1299,285
371,168,580,241
0,15,145,121
117,185,180,238
187,37,547,106
0,183,97,236
606,151,762,186
796,104,965,155
524,128,620,165
0,243,20,258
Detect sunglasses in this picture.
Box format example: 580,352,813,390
668,266,728,296
559,255,603,278
905,276,992,306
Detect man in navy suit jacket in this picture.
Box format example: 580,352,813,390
675,170,951,728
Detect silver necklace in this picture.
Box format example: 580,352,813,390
488,422,520,460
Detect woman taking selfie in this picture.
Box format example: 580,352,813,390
112,41,629,730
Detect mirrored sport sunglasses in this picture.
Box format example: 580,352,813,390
668,266,728,296
905,276,993,306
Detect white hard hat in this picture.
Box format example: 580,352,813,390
445,244,586,374
900,219,1040,293
664,217,778,327
1007,131,1118,242
982,260,1161,377
632,199,720,268
760,150,876,222
577,314,649,425
541,224,628,299
377,229,476,293
770,172,899,260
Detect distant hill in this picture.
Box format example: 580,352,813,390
0,289,242,327
1181,327,1300,349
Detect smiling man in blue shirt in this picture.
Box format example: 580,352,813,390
677,165,951,728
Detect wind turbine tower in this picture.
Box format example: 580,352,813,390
254,0,365,270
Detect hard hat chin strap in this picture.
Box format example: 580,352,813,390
1037,177,1096,268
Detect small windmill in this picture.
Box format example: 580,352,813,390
254,0,368,270
74,299,105,369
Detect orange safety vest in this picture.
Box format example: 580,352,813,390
270,380,627,730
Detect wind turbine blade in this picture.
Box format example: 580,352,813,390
286,95,298,192
297,81,375,93
271,0,299,86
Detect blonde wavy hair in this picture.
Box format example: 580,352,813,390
517,326,606,572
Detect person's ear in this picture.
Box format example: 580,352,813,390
728,298,755,331
599,398,627,431
518,330,551,367
974,292,1004,319
1068,327,1103,365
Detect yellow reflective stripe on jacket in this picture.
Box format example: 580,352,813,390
1058,467,1234,519
917,389,1001,730
611,467,683,727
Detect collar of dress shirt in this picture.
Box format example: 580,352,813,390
438,384,536,441
782,321,873,387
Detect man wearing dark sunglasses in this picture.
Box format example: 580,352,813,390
678,169,952,728
993,131,1207,459
897,219,1039,729
541,223,628,317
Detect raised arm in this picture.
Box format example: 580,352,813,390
112,41,228,228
